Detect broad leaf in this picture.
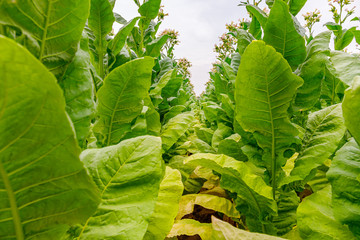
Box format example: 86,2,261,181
145,35,169,57
263,0,306,68
282,104,346,185
60,36,95,148
0,36,99,239
297,185,355,240
93,57,154,146
342,76,360,144
288,0,307,16
161,112,195,151
0,0,90,78
330,51,360,86
144,167,184,240
77,136,163,239
235,40,303,196
88,0,115,77
110,17,140,56
327,139,360,237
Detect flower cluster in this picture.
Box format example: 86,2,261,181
159,29,180,46
214,19,249,60
328,0,356,25
177,58,192,78
303,9,321,36
157,5,169,21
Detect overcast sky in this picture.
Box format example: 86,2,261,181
114,0,360,95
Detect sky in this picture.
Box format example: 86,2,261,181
114,0,360,95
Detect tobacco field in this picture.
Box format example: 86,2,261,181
0,0,360,239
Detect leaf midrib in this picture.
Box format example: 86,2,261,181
0,159,24,240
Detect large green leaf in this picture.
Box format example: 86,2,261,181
282,104,346,185
88,0,115,77
342,76,360,145
144,167,184,240
327,139,360,237
161,112,195,151
0,36,99,239
109,17,140,56
0,0,90,78
305,31,331,58
138,0,161,20
145,35,169,58
288,0,307,16
77,136,163,239
235,40,303,196
297,185,355,240
93,57,154,147
60,36,95,148
263,0,306,68
330,51,360,86
185,153,277,233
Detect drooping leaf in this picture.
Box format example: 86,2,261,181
211,123,233,150
297,185,355,240
167,219,212,240
93,57,154,147
272,191,299,235
236,29,255,55
144,167,184,240
246,4,268,27
176,194,240,220
211,216,285,240
0,36,99,239
235,40,303,195
0,0,90,78
282,104,346,185
327,139,360,237
305,31,331,58
161,112,195,151
330,51,360,86
342,76,360,145
150,69,175,97
185,153,277,232
263,0,306,68
294,52,328,111
60,36,95,148
77,136,163,239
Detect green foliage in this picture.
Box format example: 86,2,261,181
93,57,154,146
235,40,303,197
0,36,99,239
297,186,356,240
77,136,163,239
263,0,306,69
0,0,90,78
